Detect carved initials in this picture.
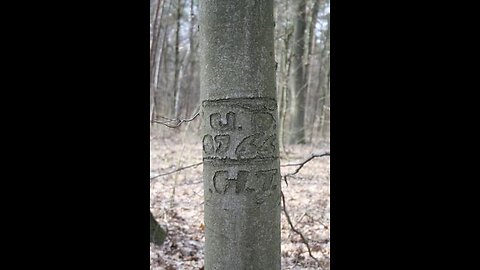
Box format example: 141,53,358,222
213,171,249,194
210,112,236,131
256,169,278,191
254,169,278,204
211,169,278,199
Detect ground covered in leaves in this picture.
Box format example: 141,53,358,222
150,132,330,270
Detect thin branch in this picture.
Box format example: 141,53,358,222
281,191,322,267
150,162,203,180
152,111,200,128
149,152,329,182
282,152,330,186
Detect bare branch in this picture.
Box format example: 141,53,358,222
150,162,203,180
152,111,200,128
281,191,323,267
149,152,329,182
282,152,330,186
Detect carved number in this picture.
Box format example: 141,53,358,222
215,135,230,154
203,134,231,155
203,134,215,155
235,133,262,158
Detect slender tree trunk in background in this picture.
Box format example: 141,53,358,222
322,68,330,140
280,40,292,153
150,0,164,78
305,0,320,143
318,16,330,139
154,38,169,118
320,43,330,140
150,0,165,121
200,0,281,269
276,0,291,154
172,0,183,118
289,0,307,144
184,0,197,118
306,0,320,70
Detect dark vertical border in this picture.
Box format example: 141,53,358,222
5,0,150,268
330,0,418,268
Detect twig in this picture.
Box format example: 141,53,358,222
283,152,330,186
281,191,322,267
150,162,203,180
149,152,329,182
152,111,200,128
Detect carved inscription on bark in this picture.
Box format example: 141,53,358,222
202,98,279,160
210,112,236,132
202,98,280,206
204,159,280,206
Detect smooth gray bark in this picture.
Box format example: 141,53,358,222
199,0,281,269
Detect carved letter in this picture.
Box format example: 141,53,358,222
256,169,278,191
213,170,249,194
210,112,236,131
213,171,228,194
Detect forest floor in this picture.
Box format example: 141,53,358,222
150,132,330,270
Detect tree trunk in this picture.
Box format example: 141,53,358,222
322,68,330,141
289,0,307,144
172,0,183,118
305,0,321,143
199,0,281,269
317,15,330,140
183,0,197,118
276,0,292,155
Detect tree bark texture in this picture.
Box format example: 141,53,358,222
199,0,281,269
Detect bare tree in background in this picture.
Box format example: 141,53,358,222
289,0,307,144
